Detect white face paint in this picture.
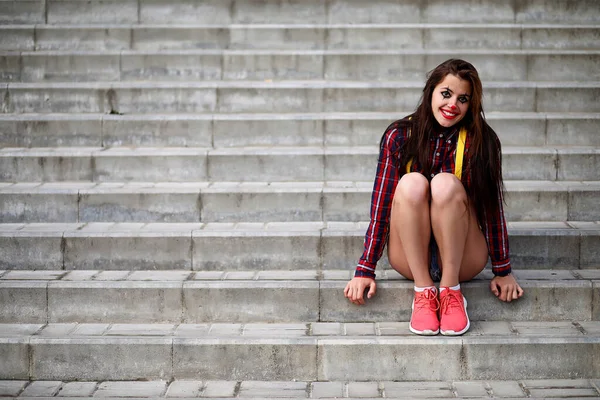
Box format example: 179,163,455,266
431,74,471,128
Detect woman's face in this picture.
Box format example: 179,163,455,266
431,74,471,128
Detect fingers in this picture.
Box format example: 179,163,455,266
367,281,377,299
517,285,524,298
490,281,500,297
352,285,365,305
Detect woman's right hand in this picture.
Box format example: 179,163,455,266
344,277,377,305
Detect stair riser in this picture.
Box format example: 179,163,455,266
1,189,598,223
0,151,597,182
0,281,595,324
4,27,600,52
2,115,599,148
3,0,599,25
1,338,598,381
3,53,600,82
1,230,597,270
3,86,600,113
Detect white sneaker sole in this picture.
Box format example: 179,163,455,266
440,295,470,336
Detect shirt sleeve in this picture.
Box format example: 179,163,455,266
355,125,403,279
482,187,512,276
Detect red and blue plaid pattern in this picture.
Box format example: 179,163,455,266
355,120,511,279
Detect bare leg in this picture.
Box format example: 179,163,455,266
430,173,488,287
387,173,433,287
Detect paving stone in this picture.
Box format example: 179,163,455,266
2,270,65,280
311,323,342,336
453,381,488,397
347,381,380,397
92,271,131,281
528,387,600,397
166,380,203,397
523,378,594,388
62,271,99,281
94,381,168,397
56,381,97,397
71,324,109,336
383,381,454,398
207,324,243,336
106,324,176,336
38,324,78,336
202,381,237,397
174,324,210,337
238,381,307,397
488,380,525,397
377,322,409,336
127,271,192,281
242,324,308,338
344,323,376,336
0,380,27,396
511,321,582,336
20,380,62,397
311,381,343,398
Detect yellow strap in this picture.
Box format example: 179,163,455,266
406,125,467,180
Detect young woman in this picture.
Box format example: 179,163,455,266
343,59,523,336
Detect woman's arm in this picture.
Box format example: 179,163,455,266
355,123,404,278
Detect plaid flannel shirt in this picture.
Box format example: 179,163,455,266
355,119,511,279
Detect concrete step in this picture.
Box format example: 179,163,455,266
1,181,598,223
3,81,600,114
2,50,600,82
0,146,597,182
3,24,600,52
1,112,599,148
6,380,600,400
2,0,599,25
1,321,600,381
0,221,598,271
2,379,600,399
0,269,598,324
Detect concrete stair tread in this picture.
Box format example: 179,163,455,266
7,49,600,55
2,268,599,281
2,111,598,148
2,180,599,192
1,110,600,119
4,23,600,28
1,180,598,224
1,321,599,381
1,221,599,234
2,320,600,338
2,378,600,399
1,145,597,155
6,80,600,88
2,269,597,324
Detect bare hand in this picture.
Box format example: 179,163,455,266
344,277,377,305
490,274,524,302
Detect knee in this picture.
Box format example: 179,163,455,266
394,172,430,207
430,173,467,206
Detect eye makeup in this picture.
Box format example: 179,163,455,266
440,87,470,104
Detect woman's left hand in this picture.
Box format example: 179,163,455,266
489,273,524,302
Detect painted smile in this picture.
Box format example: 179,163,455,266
440,108,459,119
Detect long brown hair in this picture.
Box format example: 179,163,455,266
396,58,504,224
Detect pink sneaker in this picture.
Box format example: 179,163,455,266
409,287,440,335
439,287,470,336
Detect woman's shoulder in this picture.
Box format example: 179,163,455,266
379,116,412,152
383,115,412,140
